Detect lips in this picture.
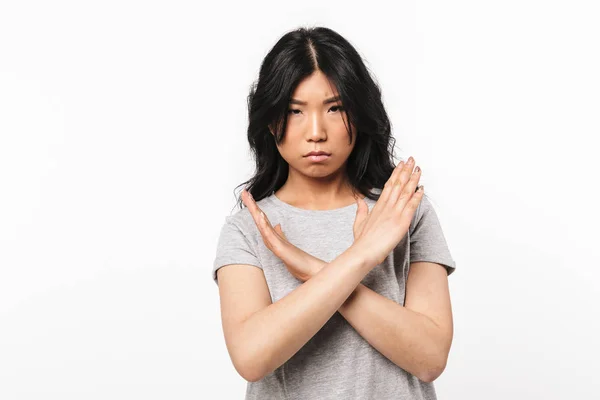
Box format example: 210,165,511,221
304,151,331,157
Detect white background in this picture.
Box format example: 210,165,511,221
1,1,599,399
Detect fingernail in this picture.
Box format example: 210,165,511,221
408,156,414,165
415,166,420,173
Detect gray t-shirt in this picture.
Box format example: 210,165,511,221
212,189,456,400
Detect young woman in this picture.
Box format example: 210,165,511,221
212,26,456,400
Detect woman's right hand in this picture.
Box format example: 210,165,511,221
352,156,424,267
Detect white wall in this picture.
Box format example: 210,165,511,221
1,1,598,399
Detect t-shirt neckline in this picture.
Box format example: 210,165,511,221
268,192,361,215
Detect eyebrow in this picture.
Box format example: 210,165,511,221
289,96,341,105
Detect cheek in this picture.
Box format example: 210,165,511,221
274,142,297,165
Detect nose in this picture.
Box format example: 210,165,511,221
306,112,326,142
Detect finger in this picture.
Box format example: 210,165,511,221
262,214,292,258
258,210,277,238
274,223,286,240
388,157,418,206
243,189,272,231
394,165,422,212
242,189,280,247
241,189,261,221
356,196,369,219
399,184,425,225
379,160,405,205
353,197,367,235
355,197,371,238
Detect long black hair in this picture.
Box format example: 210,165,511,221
232,26,423,213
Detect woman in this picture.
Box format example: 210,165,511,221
212,26,456,400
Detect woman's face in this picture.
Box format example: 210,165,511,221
270,70,357,179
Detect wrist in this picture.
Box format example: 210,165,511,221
349,239,381,269
310,258,327,277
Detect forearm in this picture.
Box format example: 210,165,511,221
308,258,445,382
238,244,372,382
338,282,446,382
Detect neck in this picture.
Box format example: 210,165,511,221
274,169,363,210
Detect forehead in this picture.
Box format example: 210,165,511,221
291,70,340,100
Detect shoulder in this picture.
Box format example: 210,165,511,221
224,196,274,235
409,193,434,232
415,192,434,216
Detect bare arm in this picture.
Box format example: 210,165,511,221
230,160,431,382
304,258,453,383
236,244,372,382
338,262,452,382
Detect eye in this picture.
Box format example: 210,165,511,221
329,105,344,113
288,109,301,115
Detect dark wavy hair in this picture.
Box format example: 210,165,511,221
231,26,423,213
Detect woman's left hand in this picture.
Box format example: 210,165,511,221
242,189,323,282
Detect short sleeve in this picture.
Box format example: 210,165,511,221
212,217,263,286
409,195,456,276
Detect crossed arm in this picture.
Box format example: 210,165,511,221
309,258,454,383
227,247,454,383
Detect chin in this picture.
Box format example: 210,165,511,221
301,166,342,179
307,170,332,177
